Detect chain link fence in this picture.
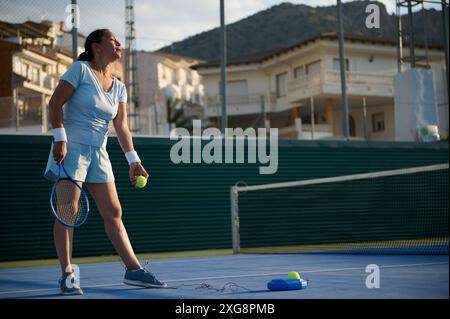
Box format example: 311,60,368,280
1,1,447,139
0,0,125,133
0,0,210,135
0,94,49,133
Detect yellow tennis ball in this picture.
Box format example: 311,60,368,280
288,271,301,280
135,175,147,188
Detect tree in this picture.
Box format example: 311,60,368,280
167,98,199,133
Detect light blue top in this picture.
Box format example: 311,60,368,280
60,61,127,148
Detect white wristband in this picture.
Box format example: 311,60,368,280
53,128,67,142
125,150,141,165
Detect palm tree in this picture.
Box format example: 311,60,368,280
167,98,199,133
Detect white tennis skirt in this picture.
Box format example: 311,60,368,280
44,141,115,183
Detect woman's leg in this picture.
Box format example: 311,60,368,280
85,182,141,270
54,221,74,276
54,180,80,277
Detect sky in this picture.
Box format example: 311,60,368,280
0,0,443,51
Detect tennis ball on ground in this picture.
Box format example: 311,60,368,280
135,175,147,188
288,271,301,280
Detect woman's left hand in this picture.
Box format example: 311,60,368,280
129,162,149,186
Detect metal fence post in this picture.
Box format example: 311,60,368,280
230,186,240,254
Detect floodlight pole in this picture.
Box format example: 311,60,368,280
220,0,228,132
71,0,78,61
337,0,350,140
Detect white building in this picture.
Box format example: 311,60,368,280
129,51,206,135
0,20,74,133
0,20,123,134
194,32,447,141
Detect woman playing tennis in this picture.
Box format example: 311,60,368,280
44,29,166,295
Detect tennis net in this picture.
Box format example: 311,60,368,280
231,163,449,254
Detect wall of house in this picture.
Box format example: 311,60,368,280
177,66,204,104
135,52,161,135
333,103,394,141
264,51,326,113
351,54,397,73
203,69,270,117
0,42,17,97
0,42,14,128
322,49,398,74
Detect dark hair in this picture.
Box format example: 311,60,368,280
77,29,110,61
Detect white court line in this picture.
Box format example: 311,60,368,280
0,261,447,296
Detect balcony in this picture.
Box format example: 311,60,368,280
13,66,54,95
23,72,54,96
206,93,277,117
287,70,395,102
279,123,333,140
43,75,55,90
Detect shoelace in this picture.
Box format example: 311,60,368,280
141,260,152,273
121,260,154,275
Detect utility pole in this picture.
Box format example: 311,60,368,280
220,0,227,132
71,0,78,61
337,0,349,140
125,0,140,133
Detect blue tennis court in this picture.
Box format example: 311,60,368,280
0,253,448,299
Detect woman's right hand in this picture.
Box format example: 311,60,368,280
53,141,67,164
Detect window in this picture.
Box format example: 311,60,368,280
32,67,39,84
193,93,204,105
219,80,248,104
276,72,287,97
305,60,321,75
333,58,349,71
372,112,385,132
228,80,248,104
294,66,304,79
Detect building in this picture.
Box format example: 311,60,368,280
194,32,447,141
0,20,76,133
129,51,206,135
0,20,123,133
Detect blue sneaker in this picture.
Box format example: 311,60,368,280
59,274,83,295
123,268,167,288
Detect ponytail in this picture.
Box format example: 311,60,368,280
77,51,93,61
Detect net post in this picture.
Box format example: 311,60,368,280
231,186,240,254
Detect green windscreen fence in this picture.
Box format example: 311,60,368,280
0,134,448,261
233,164,448,254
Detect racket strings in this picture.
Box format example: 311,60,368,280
51,179,88,226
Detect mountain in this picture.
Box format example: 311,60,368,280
158,0,447,63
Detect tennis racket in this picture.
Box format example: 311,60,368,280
50,163,90,228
